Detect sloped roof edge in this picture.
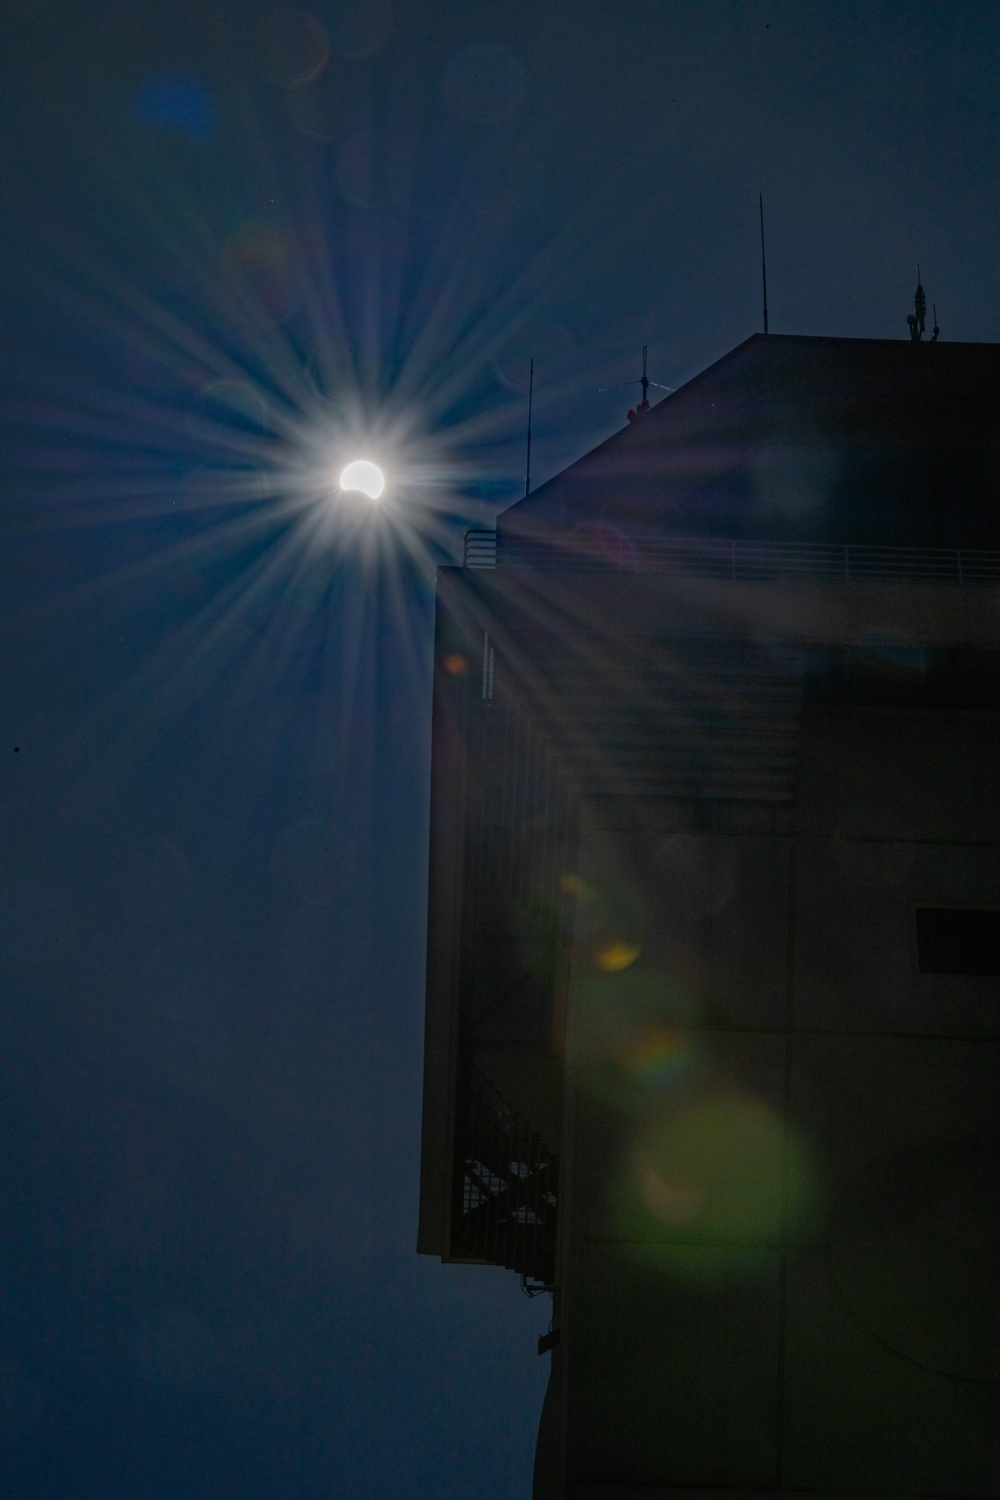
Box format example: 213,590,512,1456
498,331,1000,524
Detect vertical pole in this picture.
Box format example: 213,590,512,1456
759,193,769,335
525,358,534,499
482,632,492,701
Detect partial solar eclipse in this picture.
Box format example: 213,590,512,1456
339,459,385,499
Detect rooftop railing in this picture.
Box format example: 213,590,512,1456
463,529,1000,587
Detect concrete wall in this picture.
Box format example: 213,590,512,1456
553,694,1000,1496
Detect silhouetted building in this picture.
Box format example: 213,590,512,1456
419,334,1000,1499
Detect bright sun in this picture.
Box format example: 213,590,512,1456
339,459,385,499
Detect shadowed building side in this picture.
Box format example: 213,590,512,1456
419,335,1000,1499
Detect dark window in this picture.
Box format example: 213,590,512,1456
915,908,1000,976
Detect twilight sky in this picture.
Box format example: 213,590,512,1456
1,2,999,1496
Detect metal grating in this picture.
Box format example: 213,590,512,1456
524,638,808,803
453,1071,559,1284
462,687,579,1045
450,659,577,1282
464,530,498,568
475,531,1000,587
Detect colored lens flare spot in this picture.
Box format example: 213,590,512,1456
627,1092,816,1245
132,74,218,142
617,1024,696,1092
596,940,641,972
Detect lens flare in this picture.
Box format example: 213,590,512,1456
609,1091,819,1281
339,459,385,499
595,939,641,972
572,872,644,975
616,1023,697,1094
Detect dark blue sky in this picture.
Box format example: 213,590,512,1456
2,2,1000,1496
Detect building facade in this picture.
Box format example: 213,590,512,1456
419,335,1000,1499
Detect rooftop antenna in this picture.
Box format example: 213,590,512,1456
759,192,769,334
907,264,927,341
628,348,652,422
598,347,673,422
524,357,533,498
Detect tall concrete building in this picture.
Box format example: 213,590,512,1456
419,334,1000,1499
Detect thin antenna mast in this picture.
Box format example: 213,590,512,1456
759,192,769,334
908,265,928,341
524,357,533,499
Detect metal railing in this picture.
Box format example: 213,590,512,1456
453,1071,559,1285
463,529,1000,587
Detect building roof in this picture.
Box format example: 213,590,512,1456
498,334,1000,552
